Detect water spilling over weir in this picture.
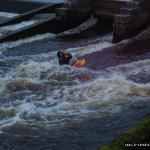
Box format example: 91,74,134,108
0,2,150,150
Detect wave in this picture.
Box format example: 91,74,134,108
0,33,56,51
0,58,149,131
0,11,149,132
0,12,19,18
0,20,38,32
65,36,113,56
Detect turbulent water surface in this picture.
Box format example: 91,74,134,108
0,11,150,150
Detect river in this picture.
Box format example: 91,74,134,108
0,9,150,150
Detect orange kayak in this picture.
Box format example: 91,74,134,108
71,58,86,68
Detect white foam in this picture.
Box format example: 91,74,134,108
66,40,113,57
107,59,150,78
62,75,150,103
0,26,149,130
0,16,110,55
0,58,150,130
0,20,38,31
0,32,55,51
0,12,19,18
11,60,56,80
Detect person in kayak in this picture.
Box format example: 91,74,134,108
57,50,72,65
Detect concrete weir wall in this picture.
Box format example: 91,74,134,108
0,2,90,43
0,4,64,43
0,4,63,27
0,0,150,43
113,0,150,42
69,0,150,42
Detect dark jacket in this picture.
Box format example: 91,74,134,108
57,51,72,65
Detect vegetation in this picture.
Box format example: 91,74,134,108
100,117,150,150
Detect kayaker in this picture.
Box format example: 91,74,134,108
57,50,72,65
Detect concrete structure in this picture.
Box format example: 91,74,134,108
66,0,150,42
0,3,63,43
113,0,150,42
0,3,63,27
0,3,88,43
0,0,150,43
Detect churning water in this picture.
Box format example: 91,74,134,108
0,11,150,150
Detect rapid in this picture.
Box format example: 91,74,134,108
0,11,150,150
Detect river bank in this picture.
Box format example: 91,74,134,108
100,116,150,150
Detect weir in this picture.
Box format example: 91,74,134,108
56,0,150,42
0,0,150,43
0,2,89,43
0,3,63,27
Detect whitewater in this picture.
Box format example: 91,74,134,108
0,11,150,150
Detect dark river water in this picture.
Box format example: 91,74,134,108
0,9,150,150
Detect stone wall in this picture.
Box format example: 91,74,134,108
70,0,150,42
56,0,150,42
69,0,150,42
113,0,150,42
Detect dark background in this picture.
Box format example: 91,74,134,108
0,0,46,13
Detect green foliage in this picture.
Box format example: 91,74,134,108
100,117,150,150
